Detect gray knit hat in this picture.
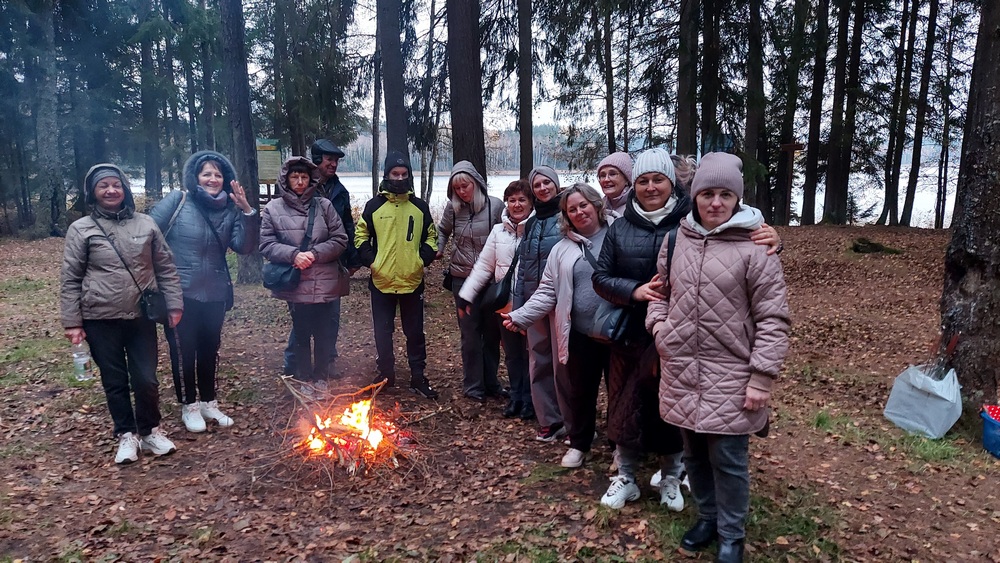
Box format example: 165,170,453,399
690,152,744,199
528,165,560,190
632,148,676,186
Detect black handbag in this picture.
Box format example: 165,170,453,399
480,251,519,313
91,217,170,324
263,201,317,291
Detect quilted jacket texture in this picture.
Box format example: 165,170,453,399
259,157,349,304
437,161,503,278
458,208,535,303
512,196,563,306
647,208,790,435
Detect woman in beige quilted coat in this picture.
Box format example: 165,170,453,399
646,153,790,563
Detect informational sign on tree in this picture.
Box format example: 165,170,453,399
256,139,281,184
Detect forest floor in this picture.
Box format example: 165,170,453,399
0,225,998,562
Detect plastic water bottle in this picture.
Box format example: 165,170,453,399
72,342,94,381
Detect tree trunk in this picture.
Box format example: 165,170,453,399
836,0,867,223
185,57,199,152
743,0,766,217
200,0,215,151
621,3,634,151
378,0,408,155
802,0,830,225
774,0,808,226
447,0,487,178
885,0,921,225
518,0,533,177
371,16,382,196
676,0,699,155
935,1,957,230
419,0,438,195
940,1,1000,406
700,0,721,153
822,0,851,224
900,0,941,226
140,0,162,202
601,8,616,154
878,0,911,225
219,0,262,282
28,1,63,238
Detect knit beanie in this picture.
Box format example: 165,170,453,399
597,152,634,185
528,166,560,190
632,148,676,186
383,150,412,179
690,152,744,199
89,168,121,189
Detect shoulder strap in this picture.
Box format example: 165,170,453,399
580,241,599,268
164,191,187,237
665,225,679,272
299,200,318,251
91,216,144,293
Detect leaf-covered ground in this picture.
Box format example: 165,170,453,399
0,225,998,562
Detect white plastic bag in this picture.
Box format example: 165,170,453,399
883,364,962,439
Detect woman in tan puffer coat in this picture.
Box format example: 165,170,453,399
646,153,790,563
260,157,348,388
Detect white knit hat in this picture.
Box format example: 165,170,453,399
632,148,676,186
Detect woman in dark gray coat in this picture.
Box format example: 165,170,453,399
149,151,257,433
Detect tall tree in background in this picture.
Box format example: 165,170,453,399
447,0,487,176
138,0,162,201
743,0,766,214
27,0,64,237
802,0,829,225
675,0,698,155
822,0,852,224
878,0,916,225
900,0,941,226
378,0,408,154
199,0,216,150
940,0,1000,405
772,0,808,225
700,0,722,152
517,0,533,177
220,0,261,281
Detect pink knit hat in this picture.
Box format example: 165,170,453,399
597,152,634,186
690,152,745,199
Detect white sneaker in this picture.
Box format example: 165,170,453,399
115,432,140,464
650,469,663,488
182,402,207,432
313,380,329,396
659,475,685,512
139,427,177,456
560,448,588,468
600,475,640,509
682,474,690,491
200,400,234,427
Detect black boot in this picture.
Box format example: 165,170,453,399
715,537,744,563
679,519,717,555
502,400,523,418
519,402,536,421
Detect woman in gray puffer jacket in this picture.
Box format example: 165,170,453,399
61,164,183,465
260,157,348,386
437,161,503,402
150,150,257,433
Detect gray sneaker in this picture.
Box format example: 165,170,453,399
139,427,176,456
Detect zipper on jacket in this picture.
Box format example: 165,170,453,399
407,216,415,241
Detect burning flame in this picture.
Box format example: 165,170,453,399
303,399,394,457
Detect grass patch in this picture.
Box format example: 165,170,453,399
227,386,261,404
0,336,64,364
0,277,49,294
192,526,213,546
477,524,562,563
519,463,569,486
748,488,842,560
813,408,964,463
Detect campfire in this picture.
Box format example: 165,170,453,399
283,378,405,475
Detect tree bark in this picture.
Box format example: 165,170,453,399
700,0,722,153
885,0,921,225
200,0,215,151
219,0,262,282
371,15,382,196
601,8,616,154
518,0,533,177
139,0,162,202
802,0,829,225
822,0,851,224
378,0,408,155
743,0,766,217
940,1,1000,405
28,0,63,238
836,0,867,223
447,0,487,178
900,0,941,226
935,0,957,230
774,0,808,226
676,0,699,155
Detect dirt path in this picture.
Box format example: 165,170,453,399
0,226,998,562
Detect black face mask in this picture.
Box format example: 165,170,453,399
385,178,411,194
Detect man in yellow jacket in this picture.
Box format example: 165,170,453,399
356,151,439,398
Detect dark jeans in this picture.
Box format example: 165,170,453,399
681,429,752,541
497,313,530,403
164,298,226,404
558,329,609,452
288,302,334,381
283,298,341,373
84,318,161,437
370,281,427,382
451,276,501,396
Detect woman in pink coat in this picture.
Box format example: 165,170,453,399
647,153,790,563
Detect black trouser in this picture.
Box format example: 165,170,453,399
84,318,161,437
288,302,334,381
497,313,530,403
557,329,609,452
164,298,227,404
370,281,427,382
451,276,501,396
